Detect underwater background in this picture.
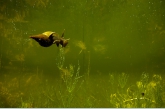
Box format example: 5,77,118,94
0,0,165,107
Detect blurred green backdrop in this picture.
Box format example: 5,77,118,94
0,0,165,80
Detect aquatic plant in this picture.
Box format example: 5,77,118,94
20,97,33,108
75,40,86,54
0,79,23,107
93,44,107,54
25,0,49,8
58,63,83,107
87,51,90,76
56,46,84,107
92,36,107,54
56,47,65,70
7,11,28,23
109,73,115,86
109,73,165,108
118,72,129,89
0,69,164,108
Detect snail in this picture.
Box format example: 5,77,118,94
30,29,69,47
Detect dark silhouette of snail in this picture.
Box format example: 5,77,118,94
30,29,69,47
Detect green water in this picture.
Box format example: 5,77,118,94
0,0,165,107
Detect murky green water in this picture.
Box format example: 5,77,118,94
0,0,165,107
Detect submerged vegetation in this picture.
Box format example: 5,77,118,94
0,46,165,107
75,40,86,54
0,69,165,107
0,0,165,108
109,73,165,108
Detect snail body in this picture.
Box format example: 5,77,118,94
30,30,69,47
